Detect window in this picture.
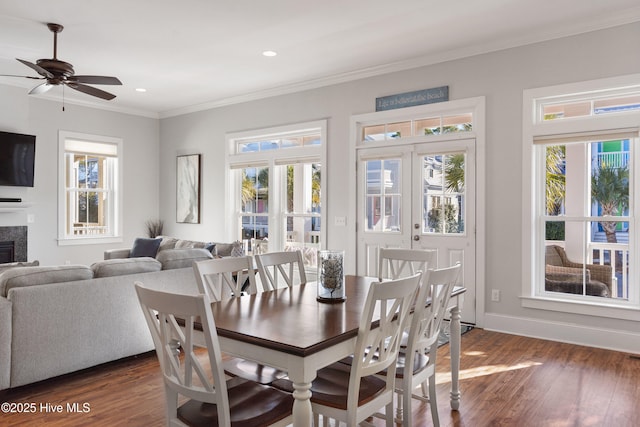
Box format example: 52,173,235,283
362,113,472,141
523,74,640,318
227,121,326,269
58,131,122,245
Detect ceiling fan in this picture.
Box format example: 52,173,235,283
1,23,122,101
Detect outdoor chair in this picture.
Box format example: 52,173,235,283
545,245,612,297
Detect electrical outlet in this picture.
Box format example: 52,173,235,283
491,289,500,302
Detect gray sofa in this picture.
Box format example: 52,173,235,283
0,236,229,391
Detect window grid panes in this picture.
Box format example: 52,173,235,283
362,113,473,142
63,145,116,238
365,159,401,232
239,166,269,243
540,93,640,121
542,140,632,300
229,122,324,269
236,131,322,153
422,153,465,234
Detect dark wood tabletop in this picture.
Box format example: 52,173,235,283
210,275,375,357
210,274,467,358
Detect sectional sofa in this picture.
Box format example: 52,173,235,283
0,236,240,391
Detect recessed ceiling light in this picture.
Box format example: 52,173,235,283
262,50,277,57
135,88,147,92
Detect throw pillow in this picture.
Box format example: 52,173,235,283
130,237,162,258
230,240,245,257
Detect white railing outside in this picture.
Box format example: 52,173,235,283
596,151,629,169
588,242,629,299
73,224,107,235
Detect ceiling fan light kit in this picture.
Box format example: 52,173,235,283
1,22,122,101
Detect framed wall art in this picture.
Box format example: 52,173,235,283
176,154,201,224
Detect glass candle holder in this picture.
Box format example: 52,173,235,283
317,250,346,302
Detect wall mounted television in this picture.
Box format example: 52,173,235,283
0,130,36,187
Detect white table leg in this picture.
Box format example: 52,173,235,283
291,381,313,426
449,304,461,410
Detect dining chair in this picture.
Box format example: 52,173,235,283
272,272,422,426
255,250,307,291
134,283,293,427
378,247,436,281
376,263,461,427
192,257,287,385
193,255,257,301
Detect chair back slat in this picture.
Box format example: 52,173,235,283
193,256,257,301
378,248,436,281
256,250,307,291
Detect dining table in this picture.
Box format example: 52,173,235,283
209,275,466,427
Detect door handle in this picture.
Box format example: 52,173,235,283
413,235,420,241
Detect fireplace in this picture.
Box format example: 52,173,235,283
0,241,15,263
0,226,27,263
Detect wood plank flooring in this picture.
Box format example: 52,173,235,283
2,328,639,426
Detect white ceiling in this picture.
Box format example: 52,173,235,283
1,0,639,118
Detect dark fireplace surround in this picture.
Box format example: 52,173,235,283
0,226,28,263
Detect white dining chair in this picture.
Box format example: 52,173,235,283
134,282,293,427
255,250,307,291
193,257,287,385
193,255,256,301
378,247,436,281
272,273,422,426
376,263,461,426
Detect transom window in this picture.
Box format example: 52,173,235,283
362,113,472,141
58,131,122,245
523,74,640,318
227,121,326,270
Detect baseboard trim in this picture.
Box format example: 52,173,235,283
483,313,640,354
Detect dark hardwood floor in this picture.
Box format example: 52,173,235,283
2,328,639,426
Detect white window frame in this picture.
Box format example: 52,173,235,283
57,130,123,245
522,74,640,320
225,120,327,254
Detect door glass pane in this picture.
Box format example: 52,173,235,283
365,159,401,232
240,166,269,241
422,153,465,234
283,162,321,267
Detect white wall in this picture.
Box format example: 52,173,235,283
1,22,638,351
160,22,640,352
0,86,160,266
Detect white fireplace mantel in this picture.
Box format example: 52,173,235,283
0,202,32,213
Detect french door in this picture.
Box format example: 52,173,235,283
356,138,476,323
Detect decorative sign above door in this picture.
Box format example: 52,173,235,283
375,86,449,111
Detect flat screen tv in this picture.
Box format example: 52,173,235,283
0,131,36,187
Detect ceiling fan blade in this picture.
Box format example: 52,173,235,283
16,58,54,79
66,82,116,100
0,74,44,80
29,82,54,95
71,75,122,85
